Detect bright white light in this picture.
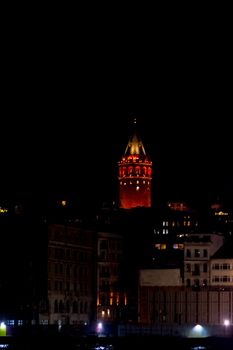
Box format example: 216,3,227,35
224,319,230,326
0,323,6,330
194,324,203,332
188,324,208,338
97,322,103,333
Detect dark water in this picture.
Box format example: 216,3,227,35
1,335,233,349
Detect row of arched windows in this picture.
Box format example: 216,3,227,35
186,279,208,287
53,300,88,314
49,262,88,279
119,166,152,177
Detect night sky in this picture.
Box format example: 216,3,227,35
1,108,232,211
1,20,232,211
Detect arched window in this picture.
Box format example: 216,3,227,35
59,300,64,313
54,300,58,313
80,301,83,314
203,279,208,287
73,301,78,313
73,265,77,278
128,166,133,175
66,301,70,313
194,279,200,288
66,265,70,278
84,301,88,314
135,166,140,175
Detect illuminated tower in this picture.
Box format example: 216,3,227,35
118,118,152,209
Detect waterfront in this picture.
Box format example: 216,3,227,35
1,335,233,350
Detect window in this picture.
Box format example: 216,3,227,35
212,263,220,270
80,301,83,314
84,301,88,313
194,279,200,287
66,265,70,278
66,301,70,313
100,240,107,249
213,276,220,282
223,276,229,282
59,300,64,313
73,301,78,313
203,263,208,273
223,263,230,270
194,264,200,275
194,249,200,257
54,300,58,313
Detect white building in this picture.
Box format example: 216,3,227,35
184,232,224,288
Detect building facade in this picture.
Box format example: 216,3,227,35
96,231,126,323
184,232,224,288
138,233,233,328
39,223,96,326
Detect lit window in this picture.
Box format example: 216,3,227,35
155,244,166,250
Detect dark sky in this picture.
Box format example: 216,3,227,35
1,109,232,210
1,19,232,210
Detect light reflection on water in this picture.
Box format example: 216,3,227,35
1,337,233,350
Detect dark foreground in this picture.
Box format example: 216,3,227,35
1,335,233,349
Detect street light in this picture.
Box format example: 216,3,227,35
223,319,230,336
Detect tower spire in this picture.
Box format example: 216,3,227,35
124,117,146,156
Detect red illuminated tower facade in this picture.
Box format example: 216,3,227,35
118,118,152,209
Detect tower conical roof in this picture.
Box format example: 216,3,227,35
124,118,147,156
